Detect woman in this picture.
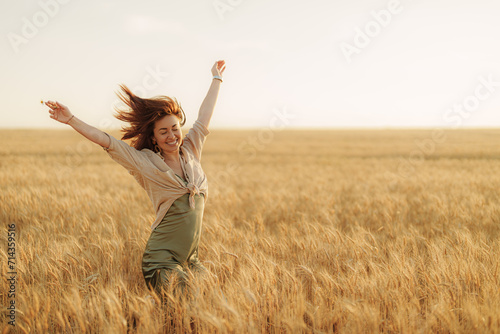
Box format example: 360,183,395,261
45,60,226,297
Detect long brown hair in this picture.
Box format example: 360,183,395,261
114,84,186,150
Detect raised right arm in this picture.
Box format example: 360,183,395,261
45,100,110,148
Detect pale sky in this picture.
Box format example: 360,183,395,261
1,0,500,129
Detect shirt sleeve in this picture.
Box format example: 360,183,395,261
101,133,145,172
182,119,210,160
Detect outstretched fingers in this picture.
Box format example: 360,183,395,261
217,60,226,74
45,100,58,111
44,100,60,121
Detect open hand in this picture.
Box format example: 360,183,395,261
45,100,73,124
211,60,226,77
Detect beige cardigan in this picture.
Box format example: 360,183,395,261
102,120,210,230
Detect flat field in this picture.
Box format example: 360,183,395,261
1,128,499,333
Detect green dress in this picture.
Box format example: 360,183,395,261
142,175,206,294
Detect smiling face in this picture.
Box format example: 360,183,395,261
152,115,183,156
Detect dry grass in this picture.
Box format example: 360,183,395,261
1,127,499,333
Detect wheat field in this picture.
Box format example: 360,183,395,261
1,127,499,333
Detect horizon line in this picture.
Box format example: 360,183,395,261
1,126,500,131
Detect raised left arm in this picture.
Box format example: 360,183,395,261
197,60,226,128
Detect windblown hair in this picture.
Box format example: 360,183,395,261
114,84,186,151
